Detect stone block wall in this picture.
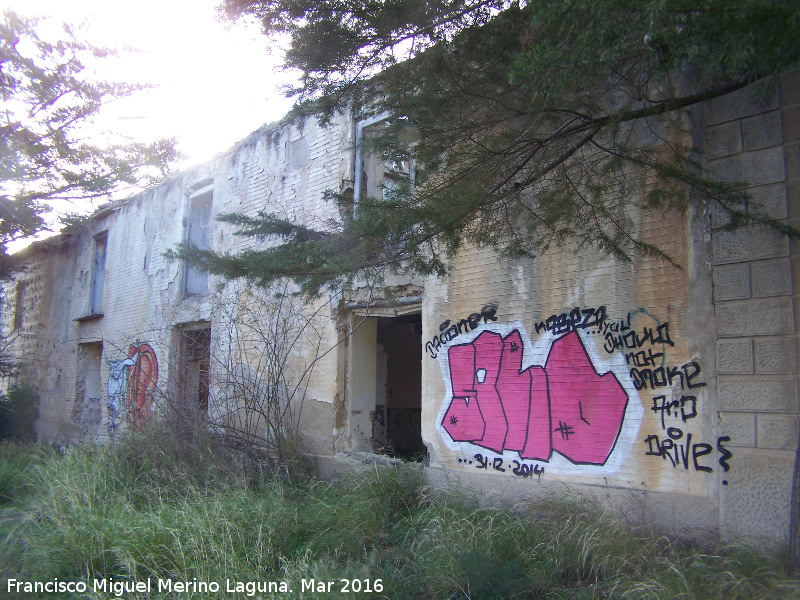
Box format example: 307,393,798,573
706,77,799,542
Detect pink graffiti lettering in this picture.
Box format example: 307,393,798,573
442,330,628,466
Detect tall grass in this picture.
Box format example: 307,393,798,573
0,441,44,503
0,437,797,599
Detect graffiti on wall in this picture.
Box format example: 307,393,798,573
126,343,159,426
643,392,733,481
425,304,498,359
107,354,136,435
460,453,546,479
533,306,608,336
437,304,732,480
442,329,628,466
589,310,733,478
436,309,643,476
106,342,158,435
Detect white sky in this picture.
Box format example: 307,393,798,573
2,0,296,250
2,0,295,170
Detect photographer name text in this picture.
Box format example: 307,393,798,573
7,577,384,597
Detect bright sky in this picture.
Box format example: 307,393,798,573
1,0,296,250
2,0,295,169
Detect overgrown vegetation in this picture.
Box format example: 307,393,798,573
1,436,798,599
133,280,325,474
0,384,38,442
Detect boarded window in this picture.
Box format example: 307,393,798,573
184,189,213,297
90,232,107,315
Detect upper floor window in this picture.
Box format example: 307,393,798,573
12,280,25,331
89,231,107,316
353,114,417,209
183,185,213,298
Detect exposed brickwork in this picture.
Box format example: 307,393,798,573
2,115,352,445
3,78,799,549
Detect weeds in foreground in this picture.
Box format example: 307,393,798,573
0,439,797,599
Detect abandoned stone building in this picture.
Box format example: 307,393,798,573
3,75,800,548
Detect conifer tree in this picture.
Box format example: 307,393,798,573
0,10,178,276
175,0,800,296
174,0,800,568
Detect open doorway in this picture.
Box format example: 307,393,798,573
175,324,211,415
375,313,424,460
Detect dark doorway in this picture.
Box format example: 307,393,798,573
177,325,211,413
376,313,424,460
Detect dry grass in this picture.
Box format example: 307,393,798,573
0,439,798,599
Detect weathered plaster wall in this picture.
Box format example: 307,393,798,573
2,80,798,547
3,113,353,447
421,205,722,537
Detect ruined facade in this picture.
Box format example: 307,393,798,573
3,76,800,547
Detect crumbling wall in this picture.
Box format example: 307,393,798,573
5,79,798,548
4,113,352,447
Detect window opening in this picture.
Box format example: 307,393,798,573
12,281,25,331
353,114,416,210
74,342,103,428
89,232,107,315
184,187,213,297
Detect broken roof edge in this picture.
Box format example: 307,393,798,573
6,101,355,269
6,118,295,266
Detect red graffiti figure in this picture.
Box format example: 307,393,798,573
442,330,628,465
126,343,158,427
